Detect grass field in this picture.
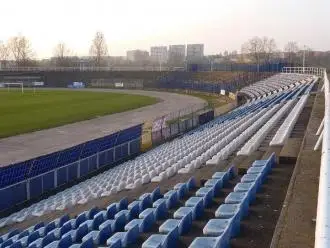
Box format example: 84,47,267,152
0,89,158,138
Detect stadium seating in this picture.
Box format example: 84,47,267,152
0,73,315,231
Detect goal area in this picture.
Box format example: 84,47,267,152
3,83,24,93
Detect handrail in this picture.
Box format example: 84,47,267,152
315,68,330,248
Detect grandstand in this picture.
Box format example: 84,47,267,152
0,68,324,248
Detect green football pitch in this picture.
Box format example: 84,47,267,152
0,89,158,138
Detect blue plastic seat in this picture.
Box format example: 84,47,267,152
195,187,214,208
203,218,232,238
83,207,99,219
247,166,268,183
116,198,128,212
224,192,249,217
74,214,87,229
1,239,13,248
28,233,57,248
106,223,139,248
125,210,155,232
241,173,262,192
98,213,126,233
141,203,167,221
159,211,192,235
62,224,88,243
175,197,204,220
81,223,111,246
189,236,229,248
2,230,20,242
54,215,70,228
186,177,197,191
116,208,137,223
173,183,187,199
19,230,41,247
26,223,45,235
44,235,72,248
48,222,73,239
142,226,179,248
136,194,152,212
163,190,178,209
68,237,93,248
204,178,223,196
215,204,241,237
149,187,162,202
234,182,257,203
212,172,228,183
44,222,56,235
17,230,29,240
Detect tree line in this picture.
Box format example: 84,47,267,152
0,33,327,68
0,31,108,67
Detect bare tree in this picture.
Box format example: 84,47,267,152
53,42,72,67
241,36,278,68
8,35,33,66
262,37,277,63
89,31,108,66
284,41,299,64
0,41,10,68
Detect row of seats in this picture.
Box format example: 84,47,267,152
239,73,313,99
0,92,275,226
236,81,312,156
0,176,196,248
189,154,275,248
0,75,303,228
270,94,309,146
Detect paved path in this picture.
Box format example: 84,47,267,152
0,89,206,166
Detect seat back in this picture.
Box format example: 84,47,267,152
179,212,192,235
92,212,105,230
164,226,179,248
75,213,87,228
87,207,99,219
106,203,117,219
45,222,56,234
114,212,126,232
124,224,139,246
151,187,162,202
117,198,128,211
187,177,197,191
80,237,94,248
58,215,70,227
42,233,57,247
98,224,112,245
76,224,89,242
58,235,72,248
27,231,40,244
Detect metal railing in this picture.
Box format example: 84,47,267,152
0,138,140,212
315,69,330,248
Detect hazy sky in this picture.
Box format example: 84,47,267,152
1,0,329,58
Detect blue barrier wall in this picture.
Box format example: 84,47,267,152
0,124,143,212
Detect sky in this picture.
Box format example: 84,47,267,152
0,0,329,58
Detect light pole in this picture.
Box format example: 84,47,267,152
302,45,307,73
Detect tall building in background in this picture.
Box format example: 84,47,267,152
126,50,149,63
150,46,168,64
168,45,186,66
187,44,204,62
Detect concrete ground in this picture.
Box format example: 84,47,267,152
270,90,324,248
0,89,206,165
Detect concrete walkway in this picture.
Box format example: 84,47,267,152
0,89,206,165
